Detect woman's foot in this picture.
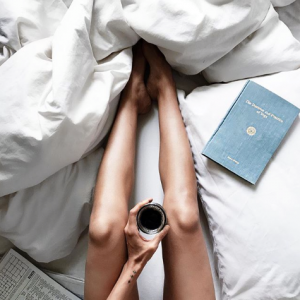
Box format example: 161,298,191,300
121,41,152,115
142,41,176,101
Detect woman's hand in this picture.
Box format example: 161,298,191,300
124,198,170,267
106,199,169,300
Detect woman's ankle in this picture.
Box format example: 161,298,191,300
157,83,177,103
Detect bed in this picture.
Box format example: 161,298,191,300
1,0,300,299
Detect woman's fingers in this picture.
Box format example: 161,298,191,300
128,198,153,225
130,198,153,216
126,198,153,236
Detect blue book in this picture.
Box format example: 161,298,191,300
202,81,300,184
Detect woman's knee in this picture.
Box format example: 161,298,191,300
164,197,200,234
88,215,127,247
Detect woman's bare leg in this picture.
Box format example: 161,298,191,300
84,43,151,300
143,42,215,300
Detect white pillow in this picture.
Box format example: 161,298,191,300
0,148,103,263
203,5,300,83
178,70,300,299
121,0,270,74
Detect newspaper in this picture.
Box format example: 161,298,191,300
0,249,80,300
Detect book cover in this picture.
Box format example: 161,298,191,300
202,80,300,184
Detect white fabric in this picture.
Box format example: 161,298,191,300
0,0,136,197
271,0,296,7
178,69,300,299
0,149,103,262
203,5,300,83
122,0,270,75
0,236,13,255
0,0,67,65
277,0,300,42
37,229,89,298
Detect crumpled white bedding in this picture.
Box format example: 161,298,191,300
271,0,297,7
0,149,103,262
276,0,300,42
0,0,299,271
203,4,300,82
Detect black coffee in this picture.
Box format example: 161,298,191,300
137,203,167,234
140,207,162,230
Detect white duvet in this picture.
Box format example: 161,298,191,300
1,2,300,298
